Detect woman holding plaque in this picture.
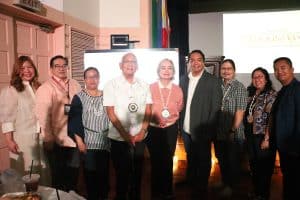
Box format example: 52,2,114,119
244,67,277,200
146,58,184,200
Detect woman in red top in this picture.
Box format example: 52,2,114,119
146,58,184,200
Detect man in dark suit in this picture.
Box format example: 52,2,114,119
179,49,222,197
272,57,300,199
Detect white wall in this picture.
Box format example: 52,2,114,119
63,0,100,27
99,0,140,27
41,0,101,28
42,0,142,28
189,12,223,57
41,0,63,11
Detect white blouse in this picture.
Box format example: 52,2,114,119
0,82,45,174
0,81,39,134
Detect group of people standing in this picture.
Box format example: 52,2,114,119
0,50,299,200
178,50,300,200
0,53,181,200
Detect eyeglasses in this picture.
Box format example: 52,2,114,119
253,75,265,80
54,64,68,69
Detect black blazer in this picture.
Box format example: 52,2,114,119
272,78,300,155
180,71,222,141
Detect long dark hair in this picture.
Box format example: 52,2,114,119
10,56,41,92
247,67,273,97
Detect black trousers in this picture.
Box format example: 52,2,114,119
43,143,79,192
146,124,178,198
110,139,145,200
83,150,110,200
182,131,212,190
214,139,244,188
279,151,300,200
246,134,276,199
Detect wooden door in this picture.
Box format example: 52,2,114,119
0,13,14,89
0,13,14,172
0,19,54,172
16,21,54,83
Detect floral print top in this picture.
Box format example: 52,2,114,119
245,89,277,135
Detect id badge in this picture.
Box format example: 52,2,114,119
64,104,71,115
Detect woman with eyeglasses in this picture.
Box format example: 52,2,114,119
244,67,277,200
68,67,110,200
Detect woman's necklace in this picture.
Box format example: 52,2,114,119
158,82,172,119
247,94,257,123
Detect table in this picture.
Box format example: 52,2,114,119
1,186,86,200
38,186,86,200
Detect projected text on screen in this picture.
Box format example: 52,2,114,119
223,10,300,73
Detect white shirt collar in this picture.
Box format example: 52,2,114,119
188,70,204,80
22,80,30,85
52,75,69,84
222,78,234,85
22,81,35,99
120,74,137,84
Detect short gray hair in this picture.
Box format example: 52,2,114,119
157,58,175,80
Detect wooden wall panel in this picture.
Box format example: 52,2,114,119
0,13,13,88
36,55,50,83
0,13,13,172
16,21,54,83
16,21,36,56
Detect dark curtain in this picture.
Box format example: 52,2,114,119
167,0,189,77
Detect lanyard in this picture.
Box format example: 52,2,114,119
52,77,70,100
249,92,269,116
221,84,231,110
158,83,172,109
248,95,257,116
